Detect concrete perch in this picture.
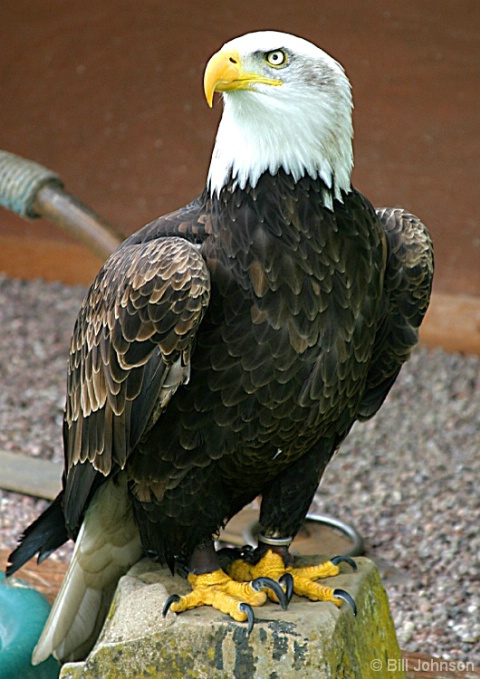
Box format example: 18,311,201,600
60,556,405,679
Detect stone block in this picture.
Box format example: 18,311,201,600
60,556,405,679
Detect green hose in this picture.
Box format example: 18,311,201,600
0,150,63,219
0,149,123,259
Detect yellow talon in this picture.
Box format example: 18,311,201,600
290,573,337,602
164,568,267,623
291,560,340,581
228,549,354,608
229,548,286,582
163,552,356,626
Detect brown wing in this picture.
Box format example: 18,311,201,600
62,234,210,532
357,207,434,420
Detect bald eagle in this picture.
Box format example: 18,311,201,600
7,31,433,663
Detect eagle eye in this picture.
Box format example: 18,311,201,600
265,49,288,68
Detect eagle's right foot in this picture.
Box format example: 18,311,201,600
162,567,289,634
227,548,357,615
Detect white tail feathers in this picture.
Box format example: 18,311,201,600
32,474,142,665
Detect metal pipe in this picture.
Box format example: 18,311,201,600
33,184,123,260
0,150,123,260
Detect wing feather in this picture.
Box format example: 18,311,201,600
357,207,434,420
62,236,210,532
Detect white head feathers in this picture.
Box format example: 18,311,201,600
206,31,354,208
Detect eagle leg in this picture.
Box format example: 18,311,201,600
227,547,357,614
162,567,288,631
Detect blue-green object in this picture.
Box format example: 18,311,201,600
0,572,60,679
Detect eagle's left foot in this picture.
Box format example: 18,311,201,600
227,549,357,615
162,567,290,634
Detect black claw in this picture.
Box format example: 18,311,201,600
333,588,357,616
251,576,289,610
239,603,255,636
331,555,357,571
162,593,181,617
279,573,294,604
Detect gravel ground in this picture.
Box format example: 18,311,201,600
0,274,478,665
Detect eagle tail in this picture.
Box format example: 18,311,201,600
6,493,68,576
32,474,143,665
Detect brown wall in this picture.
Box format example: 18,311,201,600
1,0,479,294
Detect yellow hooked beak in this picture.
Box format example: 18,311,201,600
203,50,282,107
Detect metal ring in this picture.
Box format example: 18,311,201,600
244,513,365,558
257,533,293,547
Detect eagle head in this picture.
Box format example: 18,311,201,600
204,31,354,207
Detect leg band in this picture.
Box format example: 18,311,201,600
257,533,293,547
